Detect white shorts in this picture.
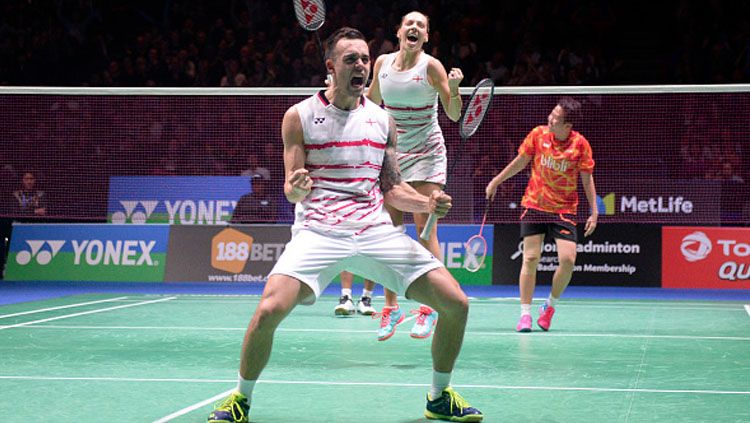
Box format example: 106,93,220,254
269,224,443,305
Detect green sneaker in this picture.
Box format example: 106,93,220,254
208,391,249,423
424,387,483,422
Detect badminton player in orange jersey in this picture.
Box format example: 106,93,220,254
485,97,598,332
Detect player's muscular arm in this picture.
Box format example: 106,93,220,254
282,106,313,203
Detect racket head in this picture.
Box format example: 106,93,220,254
464,234,488,273
293,0,326,31
458,78,495,139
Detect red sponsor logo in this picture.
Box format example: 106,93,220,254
662,227,750,289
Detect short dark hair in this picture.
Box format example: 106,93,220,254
324,27,366,60
557,96,582,125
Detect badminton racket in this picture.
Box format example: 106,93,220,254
463,200,491,272
420,78,495,240
293,0,326,66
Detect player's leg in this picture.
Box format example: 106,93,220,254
356,279,377,315
209,275,310,423
375,204,406,340
538,226,577,331
335,271,356,316
517,232,544,332
408,181,442,339
407,268,483,421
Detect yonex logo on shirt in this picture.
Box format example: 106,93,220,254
314,117,325,124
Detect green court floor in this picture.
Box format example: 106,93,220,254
1,294,748,422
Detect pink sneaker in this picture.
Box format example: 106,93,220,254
516,314,532,332
537,304,556,331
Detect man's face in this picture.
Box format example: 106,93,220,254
22,173,35,191
329,38,370,96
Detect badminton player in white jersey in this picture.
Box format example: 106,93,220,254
366,11,464,342
208,27,482,423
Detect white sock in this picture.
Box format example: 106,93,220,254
429,371,452,400
341,288,352,298
547,295,559,308
237,372,257,400
361,289,373,298
521,303,532,316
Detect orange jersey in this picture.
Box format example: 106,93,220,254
519,125,594,215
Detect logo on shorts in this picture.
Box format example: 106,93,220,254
15,240,65,265
314,117,325,124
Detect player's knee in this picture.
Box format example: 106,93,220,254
558,253,576,269
522,253,541,266
253,300,290,330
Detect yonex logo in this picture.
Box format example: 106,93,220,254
314,117,325,124
112,200,159,224
680,231,712,262
16,240,65,265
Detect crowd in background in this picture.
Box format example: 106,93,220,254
1,0,749,225
2,0,750,88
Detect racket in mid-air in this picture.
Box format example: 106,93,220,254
463,200,491,272
420,78,495,240
293,0,327,66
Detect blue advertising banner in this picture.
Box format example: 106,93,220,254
404,224,494,285
6,224,170,282
107,176,252,224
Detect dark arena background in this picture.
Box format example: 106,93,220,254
1,1,749,422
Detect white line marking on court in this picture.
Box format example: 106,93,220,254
1,375,748,396
0,297,128,320
17,325,750,342
745,304,750,317
152,388,235,423
0,297,177,331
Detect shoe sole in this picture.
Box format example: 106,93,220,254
537,322,550,331
334,309,355,317
424,410,484,422
517,327,532,333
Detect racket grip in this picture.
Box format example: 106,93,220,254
420,214,438,240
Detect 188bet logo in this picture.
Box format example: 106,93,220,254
211,228,253,273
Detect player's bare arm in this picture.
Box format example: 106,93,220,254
581,172,598,237
281,106,313,203
427,58,462,122
486,154,532,200
365,55,385,105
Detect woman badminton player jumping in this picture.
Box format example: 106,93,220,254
366,10,464,342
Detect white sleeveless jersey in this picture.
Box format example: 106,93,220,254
294,91,393,236
378,52,447,184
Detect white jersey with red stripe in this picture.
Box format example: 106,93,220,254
378,52,447,184
294,90,393,236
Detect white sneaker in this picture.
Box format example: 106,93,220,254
356,296,376,315
334,295,355,316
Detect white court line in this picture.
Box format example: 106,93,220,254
152,388,234,423
0,297,128,319
0,297,177,331
15,324,750,342
1,375,747,396
745,305,750,317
